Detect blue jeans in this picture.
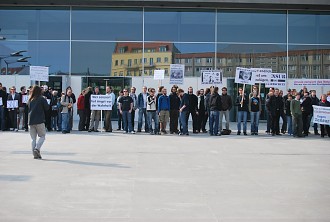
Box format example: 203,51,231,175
250,111,259,133
147,111,159,133
122,111,133,133
180,111,188,134
237,111,248,133
138,108,149,132
51,116,58,130
57,111,62,131
209,110,220,135
287,115,293,135
61,113,70,132
0,106,4,130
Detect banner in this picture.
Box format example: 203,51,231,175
170,64,184,85
251,68,272,84
313,105,330,125
30,66,49,82
265,73,287,88
293,79,330,86
201,70,223,85
235,67,254,85
90,95,113,110
154,69,165,80
7,100,18,108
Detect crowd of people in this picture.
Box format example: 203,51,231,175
1,82,330,139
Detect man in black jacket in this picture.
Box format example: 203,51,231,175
310,90,320,135
197,89,207,133
187,87,199,133
220,87,232,131
208,87,222,136
301,91,313,136
169,86,180,134
267,88,284,136
0,83,7,131
236,87,249,135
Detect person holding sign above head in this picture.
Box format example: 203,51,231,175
7,86,20,132
27,85,49,159
60,88,73,134
318,94,330,138
236,87,249,135
118,89,135,134
88,86,101,132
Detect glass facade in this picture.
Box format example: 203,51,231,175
1,7,330,79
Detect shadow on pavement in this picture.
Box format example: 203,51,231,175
42,159,131,168
0,175,32,182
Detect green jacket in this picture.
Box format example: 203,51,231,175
290,99,302,117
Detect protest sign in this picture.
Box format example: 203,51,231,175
251,68,272,84
30,66,49,82
22,95,29,104
313,105,330,125
90,95,113,111
235,67,254,85
154,70,165,80
0,98,2,106
265,73,286,88
293,79,330,86
170,64,184,84
201,70,223,85
7,100,18,108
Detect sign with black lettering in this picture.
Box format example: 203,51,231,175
265,73,286,88
90,95,113,110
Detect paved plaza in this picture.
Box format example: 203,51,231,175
0,123,330,222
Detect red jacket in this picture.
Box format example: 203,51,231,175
77,94,85,110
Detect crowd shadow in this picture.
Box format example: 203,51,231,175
42,159,131,168
11,151,76,156
0,175,31,182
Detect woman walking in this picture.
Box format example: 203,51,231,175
27,85,49,159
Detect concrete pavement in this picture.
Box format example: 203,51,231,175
0,124,329,221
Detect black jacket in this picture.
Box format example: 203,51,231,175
28,96,49,125
188,93,198,112
235,94,249,112
301,96,313,114
209,93,222,111
169,92,180,110
267,95,284,115
220,94,232,111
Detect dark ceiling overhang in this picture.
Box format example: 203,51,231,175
0,0,330,10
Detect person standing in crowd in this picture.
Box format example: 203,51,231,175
208,87,222,136
220,87,232,132
169,86,180,134
129,87,137,131
117,90,124,130
268,88,283,136
42,85,52,131
60,88,73,134
104,86,115,132
265,88,274,134
18,86,28,131
158,87,170,134
66,86,76,131
7,86,20,131
56,92,63,132
178,88,189,136
77,89,86,131
137,86,149,133
88,86,101,132
119,88,135,134
187,86,199,134
318,94,330,138
310,90,320,135
299,86,308,97
50,90,59,131
0,83,6,131
147,88,159,135
327,91,330,102
27,85,49,159
301,91,312,136
291,93,304,138
249,85,259,98
285,94,293,136
236,87,249,135
84,87,92,131
249,91,261,135
197,89,207,133
279,90,287,134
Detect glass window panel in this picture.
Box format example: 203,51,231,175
145,8,216,42
288,12,330,44
72,8,142,41
0,7,70,40
0,41,69,75
217,10,287,43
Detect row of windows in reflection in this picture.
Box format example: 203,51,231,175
0,8,330,44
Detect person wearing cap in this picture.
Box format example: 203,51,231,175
7,86,20,131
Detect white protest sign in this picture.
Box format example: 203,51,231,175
293,79,330,86
90,95,113,111
0,98,2,106
7,100,18,108
251,68,272,84
265,73,287,88
313,105,330,125
22,95,29,104
201,70,223,85
30,66,49,82
170,64,184,85
154,70,165,80
235,67,254,85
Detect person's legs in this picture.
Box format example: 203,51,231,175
61,113,68,132
243,111,248,133
89,110,96,130
214,111,220,135
192,111,198,132
237,111,242,133
250,112,256,134
24,106,29,130
154,112,159,133
209,111,214,135
255,111,260,134
297,114,303,136
147,112,153,133
127,111,133,132
219,111,224,131
122,111,128,132
320,124,325,137
78,110,84,131
302,112,309,135
287,116,292,135
180,111,188,134
29,125,37,151
170,110,175,133
131,109,135,129
292,115,298,137
108,110,113,131
143,108,149,132
57,111,62,131
137,108,143,131
224,110,230,130
281,111,287,133
94,110,101,131
0,106,4,130
35,123,46,150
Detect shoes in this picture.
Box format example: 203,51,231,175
14,128,18,132
137,130,142,133
94,129,99,132
216,133,221,136
315,132,320,135
276,133,282,136
202,130,208,133
251,132,255,135
88,129,92,132
237,132,241,135
62,131,67,134
33,149,42,159
25,129,28,132
123,131,128,134
130,131,135,134
193,131,199,134
150,132,154,135
170,131,174,134
243,132,247,136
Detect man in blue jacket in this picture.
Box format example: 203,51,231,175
158,88,170,134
